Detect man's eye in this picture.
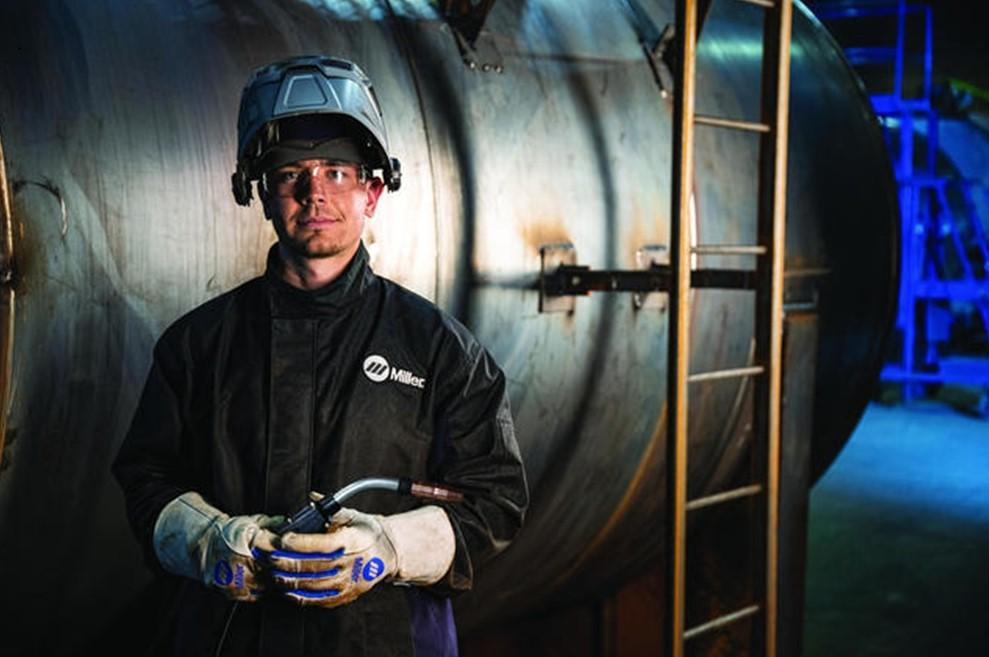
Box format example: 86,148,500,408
278,171,300,183
326,169,348,183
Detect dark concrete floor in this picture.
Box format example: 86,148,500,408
802,401,989,657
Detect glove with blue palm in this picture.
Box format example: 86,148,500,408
265,505,454,608
153,492,281,601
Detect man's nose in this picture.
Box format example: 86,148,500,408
300,171,328,203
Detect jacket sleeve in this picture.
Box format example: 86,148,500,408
112,336,193,569
428,331,529,594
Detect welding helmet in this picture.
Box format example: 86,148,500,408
231,55,401,206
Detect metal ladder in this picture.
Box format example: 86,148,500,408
665,1,792,656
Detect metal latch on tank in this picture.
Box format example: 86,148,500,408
539,243,758,313
440,0,504,72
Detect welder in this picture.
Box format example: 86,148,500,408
112,55,528,657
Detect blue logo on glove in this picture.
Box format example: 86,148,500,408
213,560,233,586
362,558,385,582
349,557,384,583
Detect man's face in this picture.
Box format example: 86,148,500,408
262,159,385,260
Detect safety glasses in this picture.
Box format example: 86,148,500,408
264,162,368,197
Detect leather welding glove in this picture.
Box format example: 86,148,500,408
153,491,281,602
265,505,455,608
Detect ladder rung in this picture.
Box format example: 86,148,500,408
897,175,943,188
686,484,763,511
694,114,771,133
734,0,774,7
687,365,764,383
684,604,761,640
844,46,898,65
692,245,767,255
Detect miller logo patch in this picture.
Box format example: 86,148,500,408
362,354,426,389
362,355,390,382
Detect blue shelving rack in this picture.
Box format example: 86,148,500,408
813,0,989,393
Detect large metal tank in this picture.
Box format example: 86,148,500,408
0,0,896,654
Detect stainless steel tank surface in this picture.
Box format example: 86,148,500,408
0,0,896,652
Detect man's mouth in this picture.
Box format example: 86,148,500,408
298,215,341,227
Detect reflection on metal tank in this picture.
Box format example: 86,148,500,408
0,0,896,653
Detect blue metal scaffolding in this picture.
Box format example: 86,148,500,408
813,0,989,392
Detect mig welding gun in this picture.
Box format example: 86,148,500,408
152,477,463,607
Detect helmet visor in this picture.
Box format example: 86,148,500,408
256,137,366,175
251,114,374,176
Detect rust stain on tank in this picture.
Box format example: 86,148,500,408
520,218,571,254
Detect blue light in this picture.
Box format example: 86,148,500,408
813,1,989,393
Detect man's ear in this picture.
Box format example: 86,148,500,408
363,178,386,218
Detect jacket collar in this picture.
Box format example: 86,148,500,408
264,242,374,317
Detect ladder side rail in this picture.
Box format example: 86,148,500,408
665,1,699,656
753,2,793,655
894,0,906,102
922,5,933,104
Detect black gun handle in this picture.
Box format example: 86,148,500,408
278,498,339,535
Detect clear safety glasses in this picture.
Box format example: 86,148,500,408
264,163,369,197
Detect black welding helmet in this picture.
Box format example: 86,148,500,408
232,55,402,205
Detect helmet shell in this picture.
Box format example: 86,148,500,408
233,55,400,203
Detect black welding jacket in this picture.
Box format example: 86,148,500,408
112,243,528,657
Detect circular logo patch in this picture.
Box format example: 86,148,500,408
213,560,234,586
362,557,385,582
363,355,390,383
